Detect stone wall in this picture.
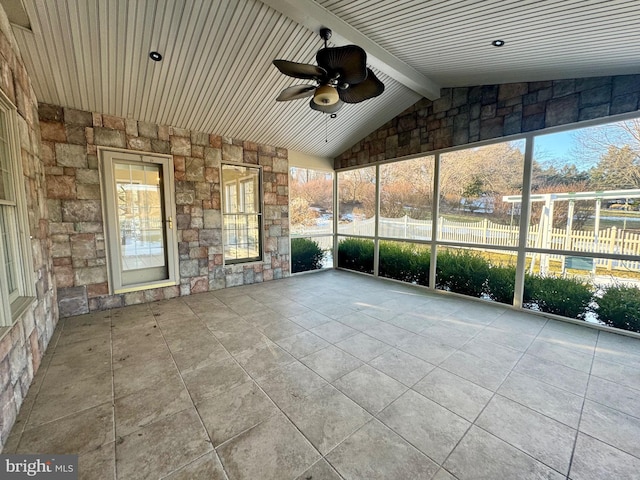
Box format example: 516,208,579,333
41,105,290,317
335,74,640,168
0,8,57,451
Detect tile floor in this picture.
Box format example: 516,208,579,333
4,270,640,479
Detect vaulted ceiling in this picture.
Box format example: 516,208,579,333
8,0,640,160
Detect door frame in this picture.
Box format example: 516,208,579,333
99,147,179,294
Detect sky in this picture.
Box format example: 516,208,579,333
532,122,631,171
535,131,575,162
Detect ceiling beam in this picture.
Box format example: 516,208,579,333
260,0,441,100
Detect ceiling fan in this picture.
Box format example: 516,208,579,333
273,28,384,114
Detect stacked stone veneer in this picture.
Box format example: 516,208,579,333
41,104,289,317
0,8,57,451
336,74,640,168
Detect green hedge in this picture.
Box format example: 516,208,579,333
524,275,592,319
485,264,517,304
291,238,324,273
436,249,490,297
596,284,640,333
379,241,430,286
337,238,374,274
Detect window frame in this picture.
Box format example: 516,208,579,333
221,163,263,264
99,148,179,294
0,91,35,328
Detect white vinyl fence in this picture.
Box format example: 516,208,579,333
293,215,640,272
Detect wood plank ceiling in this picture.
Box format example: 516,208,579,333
9,0,640,160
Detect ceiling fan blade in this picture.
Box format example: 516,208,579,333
338,68,385,103
273,59,326,80
316,45,367,85
309,98,344,114
276,85,316,101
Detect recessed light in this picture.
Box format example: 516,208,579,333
492,40,505,47
149,51,163,61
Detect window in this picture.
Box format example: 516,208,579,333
0,94,34,327
222,164,262,263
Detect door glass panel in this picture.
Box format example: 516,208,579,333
114,162,167,278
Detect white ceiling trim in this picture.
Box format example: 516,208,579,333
260,0,441,100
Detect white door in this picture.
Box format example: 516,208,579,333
101,149,179,293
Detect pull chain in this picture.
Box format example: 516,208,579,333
325,113,328,143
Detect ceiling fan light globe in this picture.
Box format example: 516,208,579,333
313,85,340,106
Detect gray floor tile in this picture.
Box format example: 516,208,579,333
594,345,640,370
163,452,227,480
113,356,180,398
115,377,192,437
234,340,296,379
170,336,232,374
196,381,278,447
257,362,328,408
586,375,640,419
542,319,599,343
384,311,438,333
182,356,251,405
217,413,320,480
444,426,565,480
476,395,576,474
369,348,435,386
27,370,112,427
259,318,307,342
335,332,391,362
498,371,583,428
16,403,114,455
364,321,416,346
112,339,173,371
282,384,371,454
591,356,640,391
397,335,457,365
295,459,342,480
490,311,546,335
51,336,111,366
433,468,458,480
537,324,598,353
526,338,594,373
474,325,535,351
335,311,385,331
378,389,470,464
289,310,333,329
461,337,522,368
596,331,640,358
58,316,112,347
310,320,359,343
413,368,493,422
276,331,330,359
579,399,640,459
421,321,479,348
333,365,407,414
569,433,640,480
78,441,115,480
116,408,212,479
327,419,439,480
440,350,512,391
301,345,363,382
513,353,589,395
